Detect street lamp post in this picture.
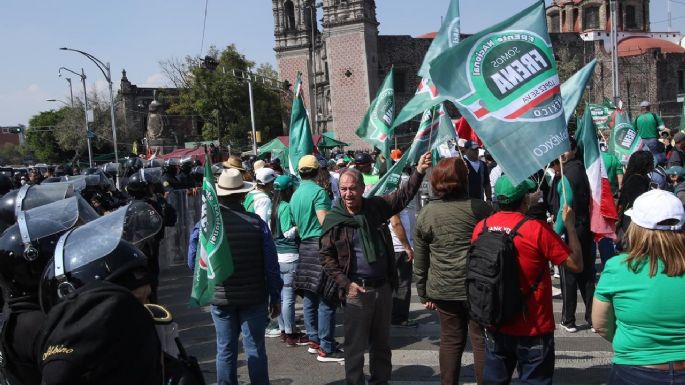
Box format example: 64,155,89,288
46,99,70,107
65,78,74,107
59,67,94,168
60,47,119,164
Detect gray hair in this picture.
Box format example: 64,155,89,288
338,167,365,190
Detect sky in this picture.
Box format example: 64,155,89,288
1,0,684,127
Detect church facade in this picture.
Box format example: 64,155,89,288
272,0,685,150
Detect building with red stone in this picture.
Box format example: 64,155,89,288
272,0,685,148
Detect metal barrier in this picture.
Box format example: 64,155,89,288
159,189,202,268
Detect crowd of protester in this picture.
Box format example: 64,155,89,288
1,98,685,385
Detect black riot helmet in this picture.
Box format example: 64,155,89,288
162,159,179,177
123,157,144,177
125,172,150,199
102,162,121,180
0,184,76,233
0,196,99,302
40,201,162,312
179,157,194,174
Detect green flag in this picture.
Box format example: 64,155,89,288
288,72,314,175
391,0,460,130
429,2,568,185
608,109,642,165
405,103,458,164
560,59,597,125
191,150,234,307
356,68,395,160
365,103,458,197
418,0,461,78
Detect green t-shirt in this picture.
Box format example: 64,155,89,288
601,151,624,196
290,180,331,240
635,112,665,139
595,254,685,365
274,201,298,254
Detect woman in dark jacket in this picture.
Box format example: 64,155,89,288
413,158,493,385
617,151,653,246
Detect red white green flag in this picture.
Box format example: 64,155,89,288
577,105,618,240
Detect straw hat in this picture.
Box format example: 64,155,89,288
222,156,245,170
216,169,255,196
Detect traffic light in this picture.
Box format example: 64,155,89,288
12,126,22,134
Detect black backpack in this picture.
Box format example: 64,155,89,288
466,216,543,329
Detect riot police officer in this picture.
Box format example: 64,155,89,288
0,197,98,384
39,202,165,384
162,159,181,192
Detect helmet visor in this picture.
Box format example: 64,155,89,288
59,202,162,274
20,183,74,212
22,197,82,241
140,167,162,184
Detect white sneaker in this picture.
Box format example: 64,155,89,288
552,287,562,298
265,328,282,338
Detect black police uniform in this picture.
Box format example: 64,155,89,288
0,301,44,385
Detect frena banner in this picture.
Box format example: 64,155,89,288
429,2,569,185
608,109,642,166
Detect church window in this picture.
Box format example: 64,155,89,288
550,13,560,32
284,0,296,31
626,5,637,29
584,6,600,30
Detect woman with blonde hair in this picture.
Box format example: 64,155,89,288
593,189,685,385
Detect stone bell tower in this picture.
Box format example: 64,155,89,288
321,0,379,148
273,0,316,118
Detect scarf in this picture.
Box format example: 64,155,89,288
321,203,384,263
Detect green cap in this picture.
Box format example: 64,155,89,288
494,176,536,204
666,166,685,177
273,175,293,191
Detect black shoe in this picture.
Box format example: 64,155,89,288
392,319,418,328
317,348,345,362
560,322,578,333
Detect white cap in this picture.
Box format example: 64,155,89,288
253,160,266,171
625,189,685,231
255,167,276,185
639,101,651,108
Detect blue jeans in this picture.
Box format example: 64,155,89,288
609,364,685,385
483,331,555,385
302,290,337,353
277,261,298,334
597,237,616,268
211,303,269,385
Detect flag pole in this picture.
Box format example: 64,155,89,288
559,156,568,205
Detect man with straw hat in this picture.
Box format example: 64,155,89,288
210,168,282,385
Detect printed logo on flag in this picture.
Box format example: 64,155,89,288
448,17,461,47
614,121,639,151
370,88,394,142
458,31,562,122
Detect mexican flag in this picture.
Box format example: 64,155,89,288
191,149,234,307
391,0,460,130
288,72,314,175
576,105,618,240
608,108,642,165
429,2,568,185
356,68,394,161
405,103,458,164
365,103,458,197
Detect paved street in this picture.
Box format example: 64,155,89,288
159,265,612,385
